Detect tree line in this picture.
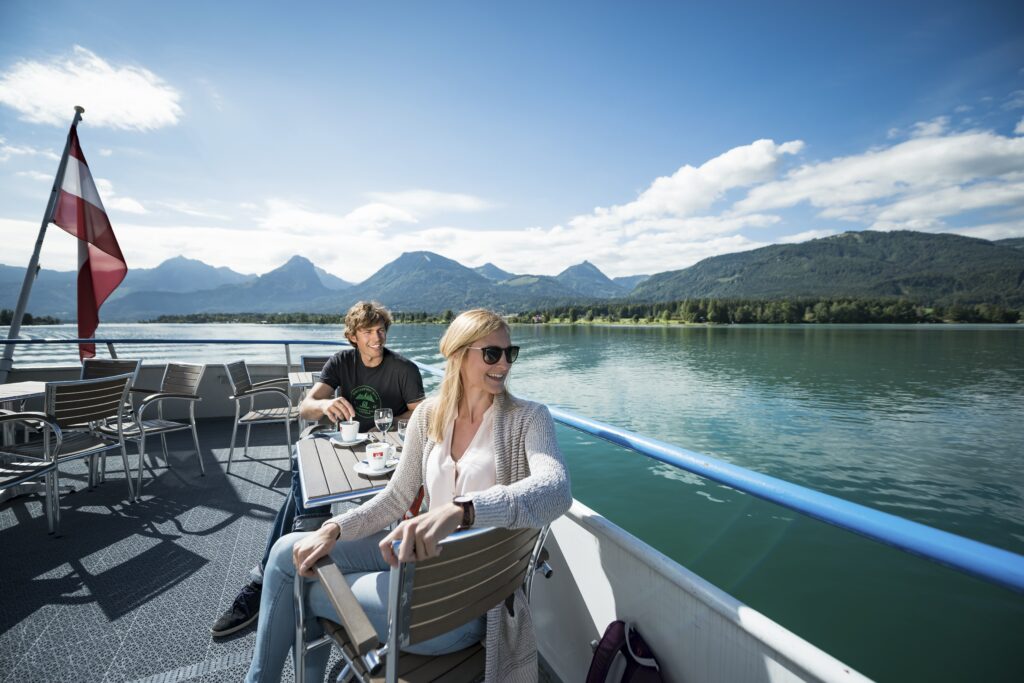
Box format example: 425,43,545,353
0,309,61,325
146,298,1019,326
505,298,1021,324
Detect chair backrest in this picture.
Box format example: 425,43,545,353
300,355,332,373
224,360,252,395
389,527,542,650
160,363,205,395
81,358,142,384
45,374,134,428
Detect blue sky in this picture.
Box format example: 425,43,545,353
1,0,1022,281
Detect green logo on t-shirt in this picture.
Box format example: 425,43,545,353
351,385,382,420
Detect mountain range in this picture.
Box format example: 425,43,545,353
2,231,1021,320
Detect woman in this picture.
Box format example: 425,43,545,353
246,309,572,682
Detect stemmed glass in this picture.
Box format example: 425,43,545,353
374,408,393,440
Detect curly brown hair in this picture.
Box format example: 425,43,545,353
344,301,392,346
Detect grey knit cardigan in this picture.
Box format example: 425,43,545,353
327,391,572,682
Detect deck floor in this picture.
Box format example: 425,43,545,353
1,419,336,683
1,419,560,683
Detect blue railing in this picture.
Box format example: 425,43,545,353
3,338,1022,594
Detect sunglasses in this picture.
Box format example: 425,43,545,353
467,345,520,365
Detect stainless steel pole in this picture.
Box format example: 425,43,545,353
0,106,84,384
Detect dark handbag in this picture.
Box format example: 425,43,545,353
586,620,664,682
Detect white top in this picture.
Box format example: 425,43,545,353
425,404,497,507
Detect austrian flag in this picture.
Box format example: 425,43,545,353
49,127,127,359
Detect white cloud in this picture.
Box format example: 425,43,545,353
0,46,182,131
1016,117,1024,135
1004,90,1024,110
15,170,51,182
0,136,60,162
93,177,147,215
737,131,1024,216
910,116,950,138
99,148,113,157
779,229,835,243
152,200,230,221
365,189,492,214
950,220,1024,241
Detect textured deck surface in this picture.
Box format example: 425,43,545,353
1,419,560,683
1,419,330,683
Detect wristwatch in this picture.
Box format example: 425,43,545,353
453,495,475,528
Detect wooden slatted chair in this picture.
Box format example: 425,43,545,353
300,355,332,373
294,526,550,683
80,358,141,483
224,360,300,472
97,363,206,495
0,413,59,533
1,374,136,532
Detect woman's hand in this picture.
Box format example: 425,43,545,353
293,522,340,577
379,503,463,567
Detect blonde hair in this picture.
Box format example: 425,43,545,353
344,301,392,346
428,309,510,442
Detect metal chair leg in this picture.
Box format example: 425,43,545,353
137,431,147,494
120,440,136,502
158,432,168,471
244,424,252,457
45,470,55,535
52,467,61,535
191,424,205,476
227,403,240,472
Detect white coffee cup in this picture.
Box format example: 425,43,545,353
339,420,359,442
366,443,392,471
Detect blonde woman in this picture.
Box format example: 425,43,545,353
246,309,572,682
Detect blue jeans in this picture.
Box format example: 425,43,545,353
252,448,330,585
245,531,485,682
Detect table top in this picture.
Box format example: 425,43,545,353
288,371,320,389
0,381,47,403
297,430,404,508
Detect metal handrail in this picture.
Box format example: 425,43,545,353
410,360,1024,594
2,337,1022,593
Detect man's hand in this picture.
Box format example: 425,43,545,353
321,396,356,423
379,503,463,567
293,522,340,577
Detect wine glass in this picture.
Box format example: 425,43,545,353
374,408,393,439
397,419,408,446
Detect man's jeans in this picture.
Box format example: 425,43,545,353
249,445,330,585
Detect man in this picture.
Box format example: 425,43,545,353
211,301,424,637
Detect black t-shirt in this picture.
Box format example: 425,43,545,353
318,348,425,431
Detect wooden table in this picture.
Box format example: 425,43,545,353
297,430,404,509
288,371,320,389
0,381,47,404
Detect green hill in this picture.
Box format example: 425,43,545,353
631,231,1024,307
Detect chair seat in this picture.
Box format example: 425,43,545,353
0,459,55,487
239,406,300,424
96,418,190,438
319,618,484,683
5,431,121,462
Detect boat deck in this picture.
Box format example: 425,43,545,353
4,420,371,682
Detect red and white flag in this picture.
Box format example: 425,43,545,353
49,127,127,359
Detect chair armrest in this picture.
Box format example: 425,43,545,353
137,393,202,420
0,412,63,456
229,386,293,406
139,392,201,407
251,377,288,389
300,423,332,440
129,386,162,396
314,557,380,656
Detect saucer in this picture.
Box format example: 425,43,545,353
353,458,399,476
329,433,369,447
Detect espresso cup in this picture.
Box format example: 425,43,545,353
366,443,392,471
339,420,359,442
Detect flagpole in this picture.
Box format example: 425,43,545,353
0,106,85,384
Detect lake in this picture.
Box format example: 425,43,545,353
5,322,1024,681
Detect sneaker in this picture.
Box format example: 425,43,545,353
211,582,262,637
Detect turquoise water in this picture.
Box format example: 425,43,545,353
7,322,1024,681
